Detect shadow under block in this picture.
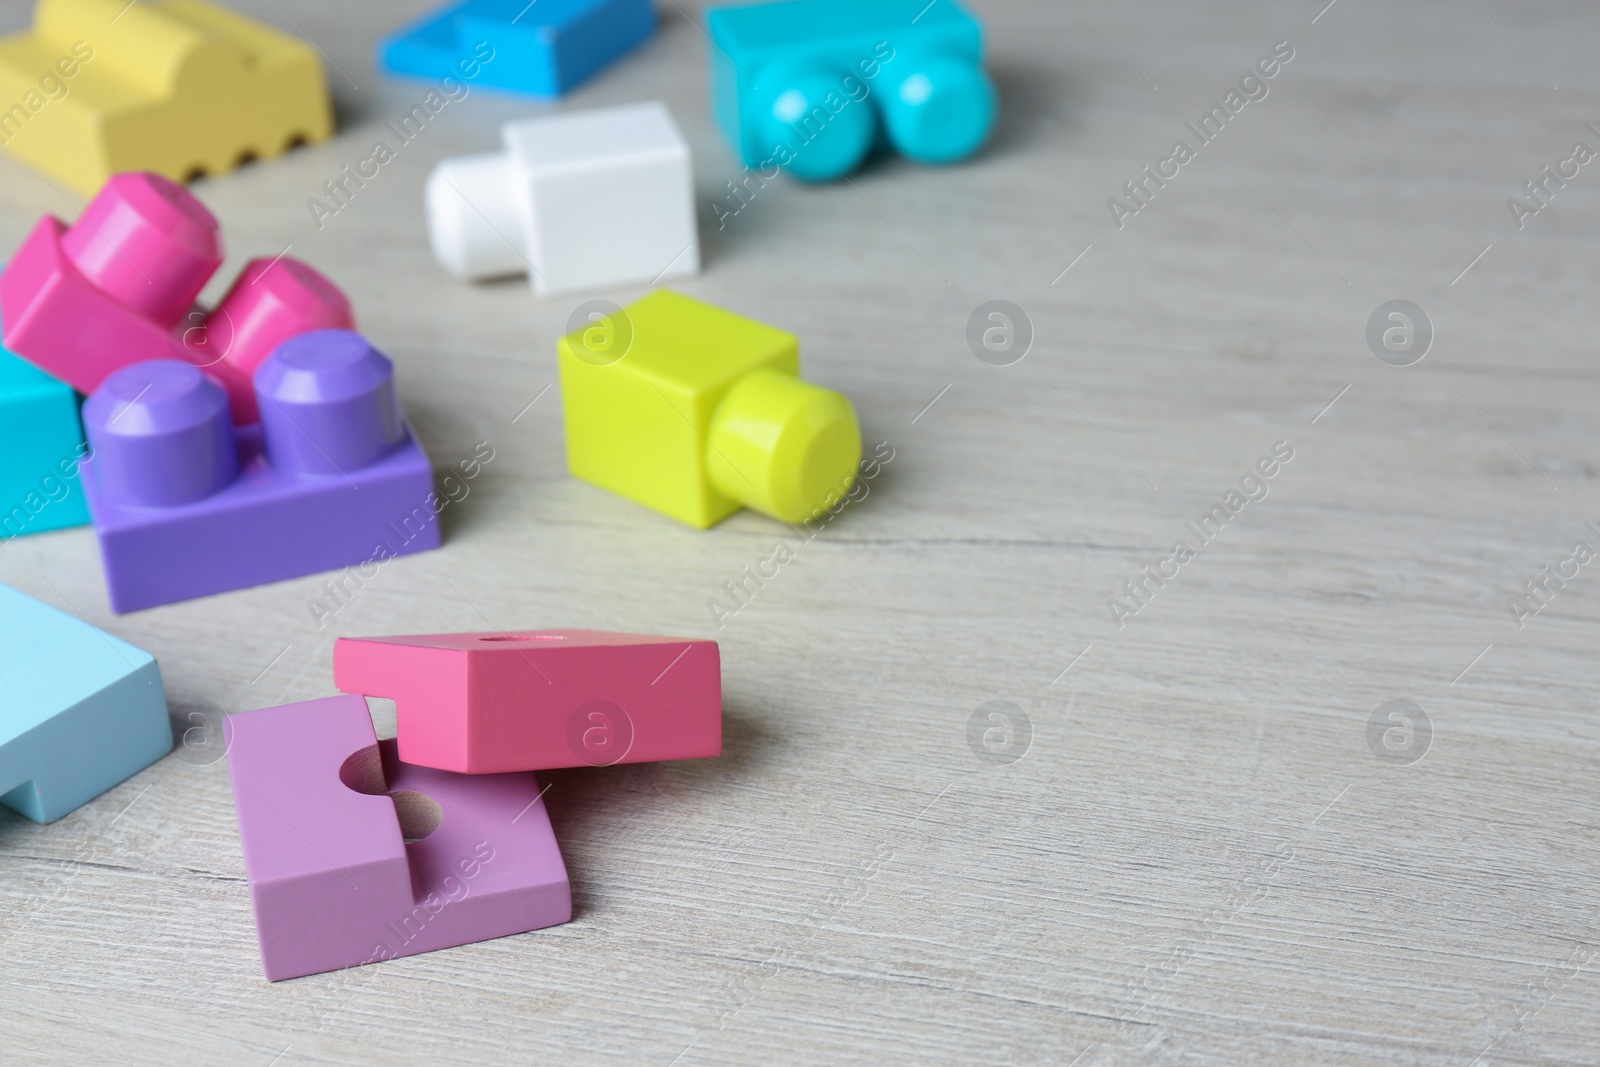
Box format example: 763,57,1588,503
224,695,571,981
707,0,995,181
0,0,333,195
0,344,88,540
380,0,655,98
79,333,437,613
426,101,698,296
0,171,354,424
334,630,722,773
557,290,861,528
0,583,170,823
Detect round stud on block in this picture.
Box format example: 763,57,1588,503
425,153,525,281
254,330,406,475
59,172,222,323
82,360,238,507
705,369,862,524
197,256,356,374
879,55,996,165
756,67,877,182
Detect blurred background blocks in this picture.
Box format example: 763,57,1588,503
426,102,697,295
0,582,170,823
78,333,436,613
381,0,655,97
224,694,570,981
558,290,860,528
707,0,995,181
0,0,333,194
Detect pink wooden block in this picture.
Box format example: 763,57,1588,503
223,694,571,982
0,171,353,423
333,630,722,773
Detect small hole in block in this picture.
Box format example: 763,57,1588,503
339,746,443,844
339,744,387,795
389,790,442,843
478,634,565,642
183,166,208,183
285,133,308,151
235,150,258,168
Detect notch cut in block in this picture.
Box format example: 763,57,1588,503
225,694,570,981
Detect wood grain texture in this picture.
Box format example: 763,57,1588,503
2,1,1598,1064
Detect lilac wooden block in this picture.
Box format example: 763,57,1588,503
224,694,572,982
78,331,440,612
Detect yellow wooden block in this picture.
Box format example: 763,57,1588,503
557,290,862,529
0,0,333,194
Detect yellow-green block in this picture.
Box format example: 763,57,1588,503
557,290,861,529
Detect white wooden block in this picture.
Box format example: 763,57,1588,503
425,101,700,297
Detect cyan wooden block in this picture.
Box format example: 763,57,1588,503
707,0,995,181
0,583,171,822
0,343,88,542
379,0,655,97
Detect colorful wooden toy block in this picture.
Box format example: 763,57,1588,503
0,172,354,425
426,102,698,296
707,0,995,181
0,338,87,542
0,0,333,195
380,0,655,98
333,630,721,773
78,332,438,613
0,582,170,823
558,290,861,528
225,694,571,981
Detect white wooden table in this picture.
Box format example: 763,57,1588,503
2,1,1597,1063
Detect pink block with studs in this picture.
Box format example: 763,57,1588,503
224,694,571,981
0,171,353,423
332,630,722,773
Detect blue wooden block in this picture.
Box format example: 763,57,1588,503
379,0,656,97
0,341,89,544
707,0,996,181
0,583,171,823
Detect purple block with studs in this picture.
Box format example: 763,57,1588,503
79,331,439,612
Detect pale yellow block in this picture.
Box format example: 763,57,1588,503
0,0,332,194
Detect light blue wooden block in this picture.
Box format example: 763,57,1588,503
0,583,171,823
